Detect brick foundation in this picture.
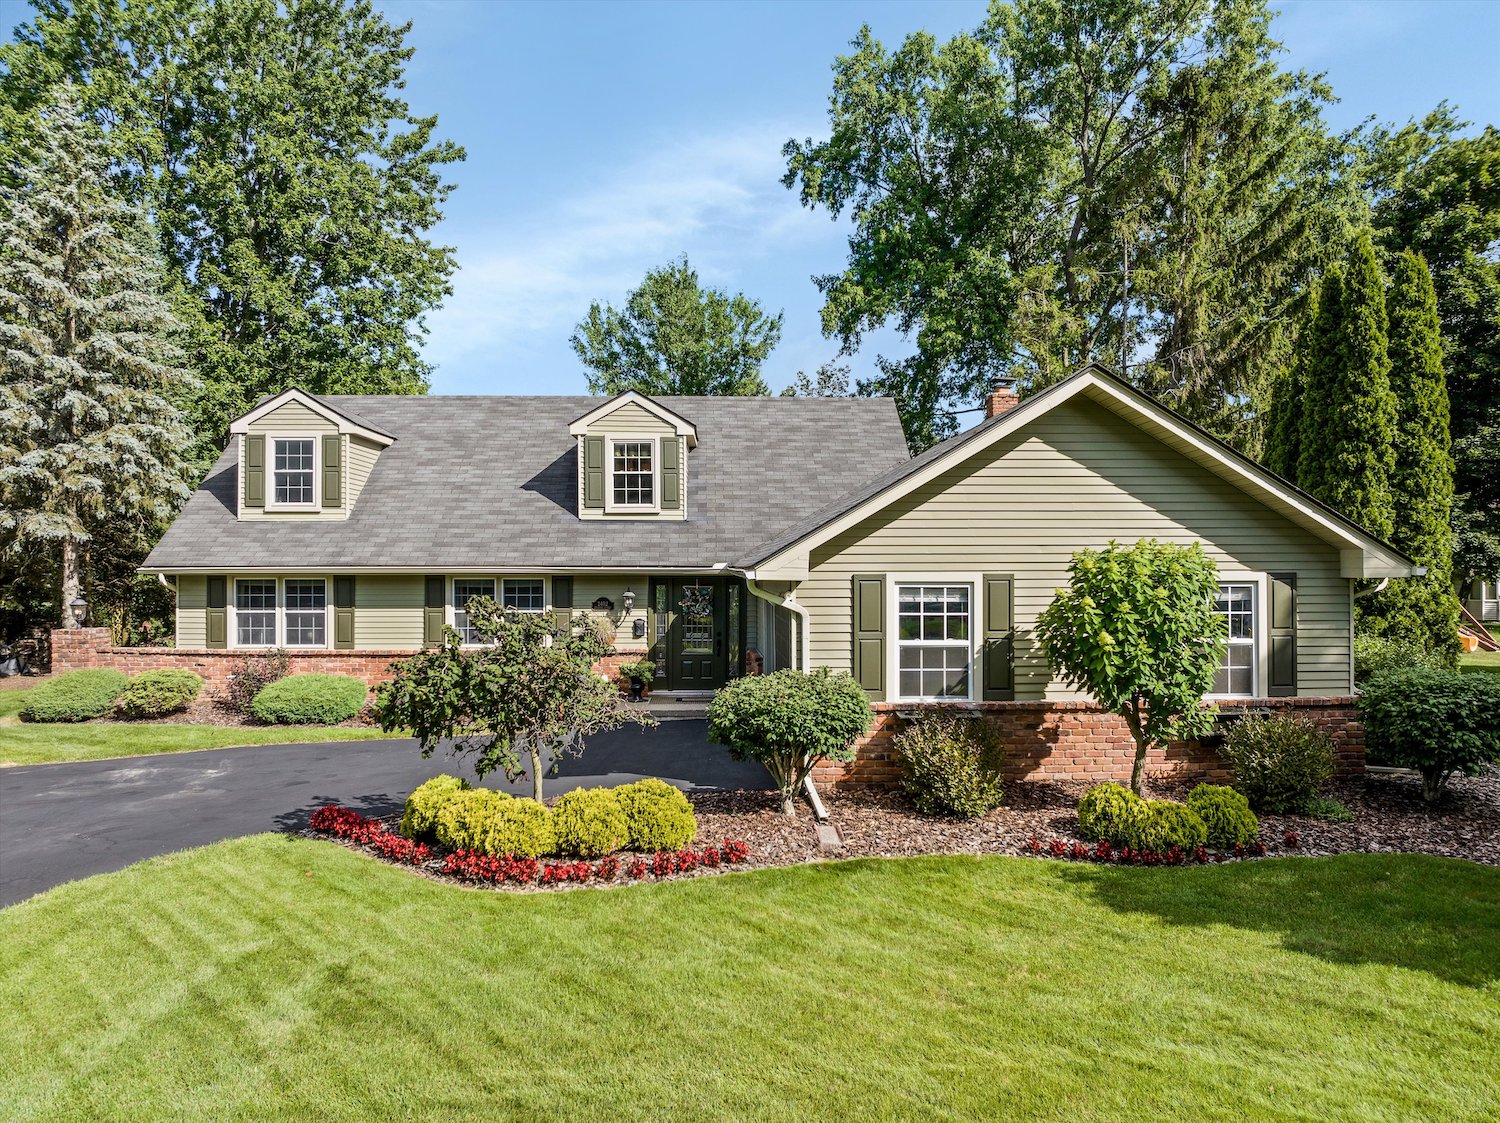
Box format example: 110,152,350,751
811,697,1365,788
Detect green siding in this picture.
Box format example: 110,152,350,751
249,400,336,433
797,396,1353,699
583,402,675,435
345,435,382,507
176,575,208,647
241,404,344,520
354,575,426,649
580,402,687,521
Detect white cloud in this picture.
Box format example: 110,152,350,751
423,121,837,393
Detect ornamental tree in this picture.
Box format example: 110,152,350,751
1036,540,1225,795
376,601,653,802
706,668,872,816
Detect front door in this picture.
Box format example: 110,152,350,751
665,578,727,691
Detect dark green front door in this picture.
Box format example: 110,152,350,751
665,578,727,691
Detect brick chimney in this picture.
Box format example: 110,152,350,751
985,376,1020,419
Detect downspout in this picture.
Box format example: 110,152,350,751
1352,577,1390,601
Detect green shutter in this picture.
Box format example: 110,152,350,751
982,575,1015,700
583,435,605,509
333,576,356,650
851,574,885,699
660,437,680,510
1268,573,1297,697
243,435,265,508
423,575,446,647
551,576,574,637
322,435,342,508
205,576,227,649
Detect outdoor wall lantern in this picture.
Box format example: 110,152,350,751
69,595,89,627
622,587,636,613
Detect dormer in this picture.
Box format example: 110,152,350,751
228,389,395,521
568,391,697,521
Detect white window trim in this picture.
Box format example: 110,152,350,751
887,573,983,703
228,576,332,650
1207,574,1268,700
265,434,320,512
603,434,661,514
449,576,551,647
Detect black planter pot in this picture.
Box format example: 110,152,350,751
628,676,647,702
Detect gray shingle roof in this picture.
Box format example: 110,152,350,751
144,395,909,571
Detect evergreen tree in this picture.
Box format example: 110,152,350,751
1263,290,1316,480
0,87,192,625
1366,251,1460,657
1297,231,1397,542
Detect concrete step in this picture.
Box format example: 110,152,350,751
640,697,711,720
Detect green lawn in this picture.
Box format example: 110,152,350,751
1,841,1494,1122
1459,649,1500,674
0,686,392,765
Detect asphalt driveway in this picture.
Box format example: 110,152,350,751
0,720,767,907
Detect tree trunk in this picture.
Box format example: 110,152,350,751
61,537,82,627
780,788,796,817
1123,702,1148,796
530,743,545,803
1420,769,1448,804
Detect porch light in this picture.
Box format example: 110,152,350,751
621,587,636,613
69,595,89,626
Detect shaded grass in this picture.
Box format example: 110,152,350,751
0,686,390,765
1,841,1495,1122
1459,650,1500,674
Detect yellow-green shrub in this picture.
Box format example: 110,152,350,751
615,778,697,851
435,789,555,858
551,787,628,857
1186,784,1259,849
1077,783,1140,842
400,774,471,840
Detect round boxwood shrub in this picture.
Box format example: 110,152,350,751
893,714,1005,819
435,788,554,857
20,669,129,723
1077,783,1141,842
400,774,471,841
250,673,368,725
1125,801,1209,852
1359,666,1500,802
115,669,203,718
1185,784,1259,849
1220,715,1335,813
551,787,629,857
615,778,697,852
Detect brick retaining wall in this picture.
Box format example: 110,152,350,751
811,697,1364,787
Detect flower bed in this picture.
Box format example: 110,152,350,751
308,802,750,889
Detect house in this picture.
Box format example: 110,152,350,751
55,364,1412,783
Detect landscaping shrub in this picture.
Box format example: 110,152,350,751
435,789,554,858
1186,784,1259,849
222,648,290,714
1302,796,1354,822
400,774,471,841
551,787,629,857
1220,715,1335,813
893,715,1004,819
250,673,368,725
116,669,203,718
1353,633,1450,682
20,669,129,722
615,778,697,852
1125,801,1209,852
1359,667,1500,802
1077,783,1141,842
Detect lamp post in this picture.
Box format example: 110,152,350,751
69,594,90,628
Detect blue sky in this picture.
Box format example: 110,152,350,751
312,2,1500,394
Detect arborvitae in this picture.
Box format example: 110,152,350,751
0,86,192,623
1366,251,1461,658
1297,231,1397,542
1263,290,1316,480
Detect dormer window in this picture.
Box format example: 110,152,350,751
609,438,657,511
272,438,317,507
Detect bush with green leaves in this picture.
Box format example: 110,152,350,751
1359,667,1500,802
251,673,368,725
115,669,203,718
615,778,697,851
222,648,290,714
1186,784,1259,849
20,669,129,722
706,667,872,816
1125,801,1209,852
1221,715,1335,812
551,787,629,857
435,789,554,858
400,774,471,841
1077,783,1141,842
1353,633,1450,682
1302,796,1354,822
893,715,1004,818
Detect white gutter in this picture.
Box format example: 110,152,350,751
741,575,811,672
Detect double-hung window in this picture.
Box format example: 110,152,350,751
235,580,278,647
502,578,545,612
1212,583,1257,696
283,579,327,647
896,584,972,700
272,438,316,506
609,438,656,510
453,579,496,646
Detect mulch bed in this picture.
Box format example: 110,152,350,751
695,768,1500,870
